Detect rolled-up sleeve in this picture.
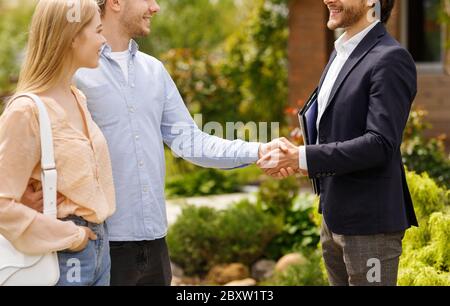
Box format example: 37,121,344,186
0,99,84,255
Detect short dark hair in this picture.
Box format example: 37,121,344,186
380,0,395,24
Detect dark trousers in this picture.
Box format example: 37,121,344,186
320,218,405,286
110,238,172,286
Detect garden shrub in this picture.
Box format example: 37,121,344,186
398,171,450,286
165,148,263,198
166,168,240,198
268,249,328,286
402,109,450,189
263,192,320,260
167,200,282,275
257,177,300,216
257,178,320,259
160,49,242,126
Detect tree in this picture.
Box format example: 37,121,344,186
161,0,290,131
137,0,253,57
0,0,34,98
222,0,289,125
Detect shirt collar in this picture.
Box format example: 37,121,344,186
102,39,139,58
335,20,380,57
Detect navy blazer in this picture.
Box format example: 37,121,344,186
306,22,419,235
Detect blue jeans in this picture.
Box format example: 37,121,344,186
56,216,111,286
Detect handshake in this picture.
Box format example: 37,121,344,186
256,138,308,179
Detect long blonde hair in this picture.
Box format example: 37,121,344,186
16,0,99,95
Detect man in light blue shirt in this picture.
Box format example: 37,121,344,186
73,0,283,285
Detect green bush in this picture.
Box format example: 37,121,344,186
402,109,450,189
160,49,242,126
398,171,450,286
166,168,240,198
257,177,300,216
267,249,328,286
165,147,265,198
406,169,448,220
167,200,283,275
257,178,320,259
264,193,320,260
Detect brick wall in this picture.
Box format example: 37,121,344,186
416,74,450,143
288,0,330,107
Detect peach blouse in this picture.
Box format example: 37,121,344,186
0,87,115,255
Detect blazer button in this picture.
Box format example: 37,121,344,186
319,137,326,143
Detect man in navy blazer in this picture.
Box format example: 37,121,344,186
258,0,418,285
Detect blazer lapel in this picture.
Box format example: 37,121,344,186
322,23,387,117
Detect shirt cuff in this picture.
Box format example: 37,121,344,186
299,146,308,171
242,142,261,164
68,226,86,251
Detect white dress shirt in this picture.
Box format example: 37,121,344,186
299,20,380,171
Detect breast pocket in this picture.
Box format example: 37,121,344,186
81,84,120,130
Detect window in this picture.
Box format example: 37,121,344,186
403,0,445,68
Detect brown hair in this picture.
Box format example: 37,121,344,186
380,0,395,24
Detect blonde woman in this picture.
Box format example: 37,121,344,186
0,0,115,286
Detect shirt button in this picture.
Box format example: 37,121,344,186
139,161,144,167
131,83,135,88
143,186,148,193
135,135,140,140
129,106,135,113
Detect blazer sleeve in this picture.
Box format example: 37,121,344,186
305,47,417,178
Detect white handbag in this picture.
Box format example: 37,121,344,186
0,93,60,286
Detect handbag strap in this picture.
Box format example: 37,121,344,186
11,94,57,219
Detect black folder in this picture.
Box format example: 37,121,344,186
298,88,320,195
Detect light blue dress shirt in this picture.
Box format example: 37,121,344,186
75,41,260,241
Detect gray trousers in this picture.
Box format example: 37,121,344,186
320,218,404,286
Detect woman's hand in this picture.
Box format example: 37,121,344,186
20,178,65,212
68,226,97,253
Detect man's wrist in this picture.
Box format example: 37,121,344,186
299,146,308,171
258,143,263,159
290,147,300,169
